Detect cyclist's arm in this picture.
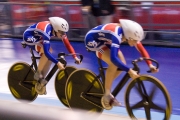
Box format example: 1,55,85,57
110,44,130,72
43,40,58,64
61,35,77,58
135,42,152,66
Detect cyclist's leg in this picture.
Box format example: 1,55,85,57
34,44,52,95
96,46,126,94
96,46,126,109
35,44,52,78
23,33,51,81
23,33,51,95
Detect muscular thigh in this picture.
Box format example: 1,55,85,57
96,47,126,66
25,43,53,56
39,45,53,54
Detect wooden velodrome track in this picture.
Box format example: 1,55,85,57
0,99,144,120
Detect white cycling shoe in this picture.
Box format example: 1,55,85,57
101,94,121,110
34,71,47,95
35,79,47,95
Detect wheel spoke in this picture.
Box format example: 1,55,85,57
131,100,144,109
149,85,157,101
151,102,165,111
134,82,144,98
126,76,171,120
145,106,151,120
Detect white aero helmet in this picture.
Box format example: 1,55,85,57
119,19,144,42
49,17,69,32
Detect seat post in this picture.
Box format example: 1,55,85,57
97,57,106,85
30,48,38,71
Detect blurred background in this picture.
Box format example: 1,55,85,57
1,0,180,46
0,0,180,120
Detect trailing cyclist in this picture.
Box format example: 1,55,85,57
84,19,159,110
23,17,81,95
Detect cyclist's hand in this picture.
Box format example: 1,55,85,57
57,62,65,70
128,68,140,79
149,64,159,73
74,57,81,64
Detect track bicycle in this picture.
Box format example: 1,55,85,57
8,42,83,107
65,55,172,120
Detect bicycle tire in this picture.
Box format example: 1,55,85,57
8,62,38,102
65,69,104,113
125,75,172,120
55,66,77,107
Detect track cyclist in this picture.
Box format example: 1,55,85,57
84,19,159,110
23,17,81,95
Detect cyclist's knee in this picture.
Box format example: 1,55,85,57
34,70,43,81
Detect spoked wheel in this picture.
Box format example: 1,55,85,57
65,69,104,113
55,66,77,107
125,75,172,120
8,62,38,102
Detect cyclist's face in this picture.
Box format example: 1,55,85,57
56,30,66,38
122,36,137,46
127,39,137,46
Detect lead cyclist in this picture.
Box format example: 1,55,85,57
84,19,159,110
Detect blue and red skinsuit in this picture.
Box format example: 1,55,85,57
23,21,76,64
85,23,151,72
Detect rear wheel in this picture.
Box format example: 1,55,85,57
65,69,104,113
125,75,172,120
55,66,77,107
8,62,38,102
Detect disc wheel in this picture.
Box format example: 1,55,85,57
125,75,172,120
55,66,77,107
8,62,38,102
66,69,104,113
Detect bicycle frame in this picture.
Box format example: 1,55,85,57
96,57,131,97
82,56,158,107
80,57,132,108
98,58,159,104
19,47,63,90
78,50,133,108
20,41,83,91
97,57,158,99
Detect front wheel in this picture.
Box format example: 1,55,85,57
8,62,38,102
125,75,172,120
55,66,77,107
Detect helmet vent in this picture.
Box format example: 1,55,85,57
134,31,140,39
61,24,66,30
